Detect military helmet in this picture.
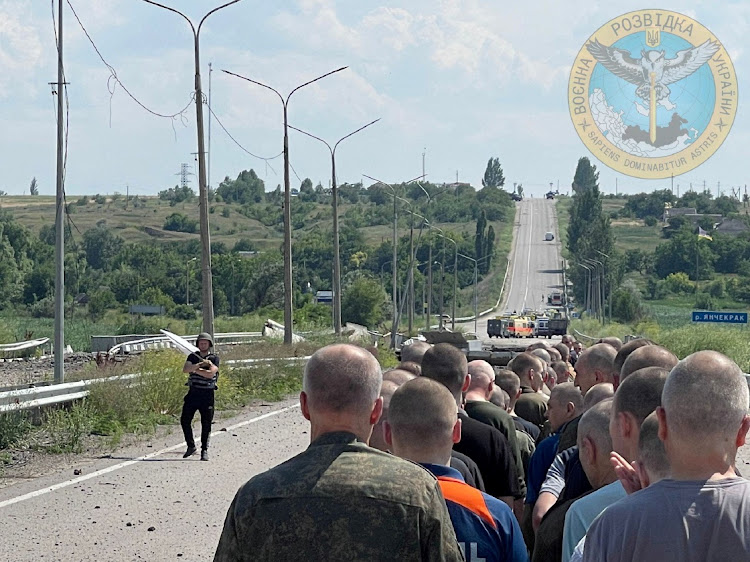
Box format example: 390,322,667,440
196,332,213,347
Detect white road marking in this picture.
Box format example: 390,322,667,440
0,402,300,510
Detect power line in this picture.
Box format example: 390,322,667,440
204,103,282,174
65,0,192,135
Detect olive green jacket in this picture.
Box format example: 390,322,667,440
214,431,465,562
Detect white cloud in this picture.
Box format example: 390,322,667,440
0,0,43,99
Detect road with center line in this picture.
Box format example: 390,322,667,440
467,197,565,345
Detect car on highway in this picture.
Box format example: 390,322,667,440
511,193,522,201
544,232,554,241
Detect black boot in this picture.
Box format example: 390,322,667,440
200,449,209,461
183,445,197,458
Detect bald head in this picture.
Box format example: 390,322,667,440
490,385,509,410
303,344,382,416
575,343,617,395
387,377,459,462
370,380,400,452
383,368,417,386
495,369,521,410
550,382,584,412
638,412,670,482
467,360,495,393
620,346,678,382
662,351,749,442
421,343,468,397
613,367,669,426
509,352,544,391
531,348,552,366
398,361,422,377
553,343,570,362
400,341,431,365
578,399,614,452
583,383,614,411
578,399,615,487
613,338,654,376
598,336,623,351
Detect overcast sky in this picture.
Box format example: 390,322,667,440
1,0,747,198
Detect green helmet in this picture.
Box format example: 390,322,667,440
196,332,213,347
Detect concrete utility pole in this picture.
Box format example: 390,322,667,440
288,119,380,335
363,174,424,348
143,0,247,340
53,0,65,384
224,67,348,344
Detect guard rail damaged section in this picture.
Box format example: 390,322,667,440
0,357,311,413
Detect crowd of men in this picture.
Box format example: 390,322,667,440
213,333,750,561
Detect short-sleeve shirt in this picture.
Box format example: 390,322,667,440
422,463,529,562
186,352,220,390
584,477,750,562
562,481,625,562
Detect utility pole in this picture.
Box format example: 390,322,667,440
427,239,432,330
288,119,381,335
53,0,65,384
208,62,212,190
224,66,348,344
143,1,248,341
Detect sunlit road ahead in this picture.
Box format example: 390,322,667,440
468,198,564,345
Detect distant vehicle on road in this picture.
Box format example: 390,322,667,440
548,290,564,306
544,232,555,241
545,191,556,200
511,193,522,201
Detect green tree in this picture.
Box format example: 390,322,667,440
82,227,124,271
163,213,198,234
482,157,505,188
29,177,39,196
342,276,387,327
483,225,495,274
475,210,486,263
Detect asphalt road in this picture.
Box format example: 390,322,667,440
468,197,564,345
0,399,308,561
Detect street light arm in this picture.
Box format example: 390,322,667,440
221,69,285,104
141,0,196,34
287,66,349,104
333,118,381,154
198,0,245,34
288,124,333,153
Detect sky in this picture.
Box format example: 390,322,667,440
0,0,747,198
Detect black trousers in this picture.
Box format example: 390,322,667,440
180,388,215,450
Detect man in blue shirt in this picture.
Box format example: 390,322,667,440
387,376,529,562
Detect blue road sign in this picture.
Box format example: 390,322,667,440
692,311,748,324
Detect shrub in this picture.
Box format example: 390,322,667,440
694,293,714,310
611,281,643,323
644,216,658,227
163,213,198,233
708,279,725,299
0,411,32,449
664,272,694,294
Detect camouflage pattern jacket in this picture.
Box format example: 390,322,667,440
214,431,465,562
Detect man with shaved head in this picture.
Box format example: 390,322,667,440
215,344,463,561
619,345,678,383
572,343,617,397
373,369,485,491
387,378,529,562
597,336,622,351
465,360,527,503
496,369,541,442
399,340,431,365
382,368,416,386
510,353,548,432
422,343,520,507
612,338,653,386
585,351,750,562
490,385,509,410
534,400,616,562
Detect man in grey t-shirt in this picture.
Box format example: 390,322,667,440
584,350,750,562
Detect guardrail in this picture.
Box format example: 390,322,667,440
0,356,310,413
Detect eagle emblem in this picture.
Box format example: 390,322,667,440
586,38,720,103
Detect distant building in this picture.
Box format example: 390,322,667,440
315,290,333,305
663,207,696,222
715,218,750,236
